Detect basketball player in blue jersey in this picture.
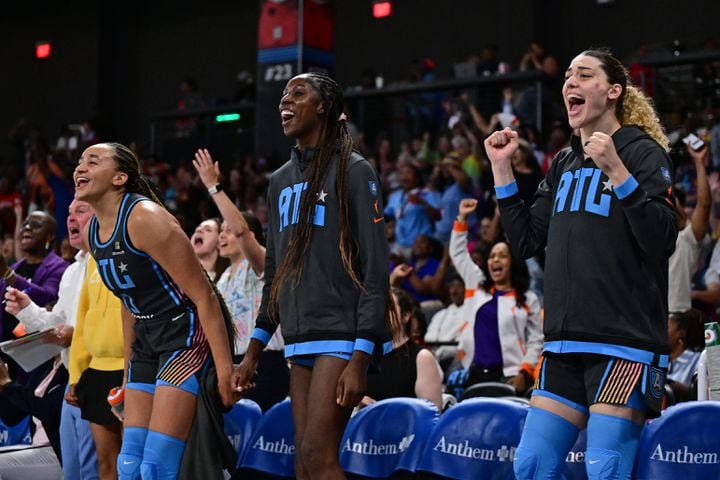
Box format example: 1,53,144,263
236,73,392,480
487,48,676,480
74,143,240,480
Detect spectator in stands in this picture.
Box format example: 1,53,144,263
540,121,571,176
451,134,482,186
424,275,466,372
477,44,501,76
0,211,68,347
176,75,205,137
390,234,446,307
4,199,98,479
433,153,473,243
1,236,15,265
193,149,290,411
0,172,22,237
0,211,69,460
452,199,543,394
486,48,676,480
384,163,441,256
710,112,720,172
25,139,55,212
669,144,711,313
511,139,543,207
667,309,706,402
517,41,561,127
519,41,559,77
362,288,443,411
627,43,654,96
190,218,230,283
692,238,720,317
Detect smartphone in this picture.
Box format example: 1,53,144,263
682,133,705,151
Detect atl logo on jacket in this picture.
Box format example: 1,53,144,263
553,167,613,217
278,182,327,231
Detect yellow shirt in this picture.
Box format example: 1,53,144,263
68,256,125,384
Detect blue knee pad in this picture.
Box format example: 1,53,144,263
585,413,642,480
118,427,148,480
140,431,186,480
514,407,579,480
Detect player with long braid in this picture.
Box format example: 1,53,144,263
73,142,239,479
237,73,392,480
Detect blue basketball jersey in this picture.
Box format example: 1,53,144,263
89,193,190,320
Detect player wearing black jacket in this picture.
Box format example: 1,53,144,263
251,146,391,356
486,49,677,480
237,73,391,480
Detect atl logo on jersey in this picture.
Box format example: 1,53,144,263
277,182,326,231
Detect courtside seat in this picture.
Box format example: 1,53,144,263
416,398,528,479
340,398,439,478
459,382,517,401
633,401,720,480
562,428,587,480
239,398,296,478
224,399,263,464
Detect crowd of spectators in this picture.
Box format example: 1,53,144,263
0,40,719,469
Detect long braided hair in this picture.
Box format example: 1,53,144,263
106,142,236,348
268,73,362,320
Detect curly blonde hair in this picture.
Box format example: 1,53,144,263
620,86,669,151
582,48,670,151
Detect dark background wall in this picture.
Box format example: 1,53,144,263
0,3,100,161
1,0,718,162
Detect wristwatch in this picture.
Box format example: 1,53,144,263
208,183,223,195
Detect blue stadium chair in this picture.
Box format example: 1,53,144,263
340,398,439,478
563,428,587,480
0,416,32,447
416,398,528,480
239,398,296,478
634,401,720,480
223,398,262,464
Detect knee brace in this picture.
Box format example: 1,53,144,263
118,427,148,480
586,413,642,480
513,407,579,480
140,431,186,480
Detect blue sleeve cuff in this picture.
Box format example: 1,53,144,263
495,180,519,199
353,338,376,355
251,328,271,346
614,175,639,200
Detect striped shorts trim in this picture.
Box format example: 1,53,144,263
534,352,648,411
594,358,643,405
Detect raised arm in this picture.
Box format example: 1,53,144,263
688,145,711,242
485,129,553,258
449,198,486,288
193,149,266,275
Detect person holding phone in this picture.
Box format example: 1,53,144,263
485,48,676,479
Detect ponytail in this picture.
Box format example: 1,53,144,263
106,142,166,206
619,85,669,151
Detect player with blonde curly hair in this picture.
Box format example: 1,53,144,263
485,47,677,480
